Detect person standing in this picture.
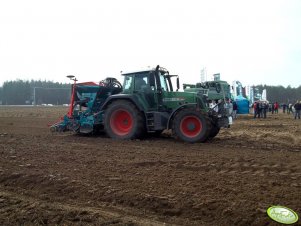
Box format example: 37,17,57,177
257,102,262,118
294,100,301,119
274,102,279,114
271,102,275,114
254,101,260,118
253,102,257,118
282,103,287,113
232,101,238,119
288,103,293,114
262,102,268,118
225,98,233,117
259,101,264,118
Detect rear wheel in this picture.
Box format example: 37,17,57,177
172,109,211,143
104,100,145,139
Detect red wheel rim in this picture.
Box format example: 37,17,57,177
180,115,202,138
110,109,133,136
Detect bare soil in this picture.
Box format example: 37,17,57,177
0,106,300,226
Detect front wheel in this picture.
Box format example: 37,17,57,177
207,123,220,141
104,100,145,139
172,109,211,143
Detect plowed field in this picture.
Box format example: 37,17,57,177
0,106,300,225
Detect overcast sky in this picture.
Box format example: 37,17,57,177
0,0,300,88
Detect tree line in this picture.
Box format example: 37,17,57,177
255,84,301,104
0,80,71,105
0,80,300,105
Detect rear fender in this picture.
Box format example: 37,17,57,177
167,103,199,130
101,94,144,112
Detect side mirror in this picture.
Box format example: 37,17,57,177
176,77,180,91
149,72,156,87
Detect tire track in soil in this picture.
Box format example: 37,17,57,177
1,108,301,226
0,190,174,226
214,135,301,152
131,159,301,189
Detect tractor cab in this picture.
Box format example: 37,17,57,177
121,66,182,111
122,67,177,93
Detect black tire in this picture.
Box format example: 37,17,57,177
104,100,145,139
172,109,211,143
207,124,220,141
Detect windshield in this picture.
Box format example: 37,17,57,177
123,75,133,91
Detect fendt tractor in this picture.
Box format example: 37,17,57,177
50,65,232,143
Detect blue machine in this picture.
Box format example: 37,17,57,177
235,95,249,114
50,78,122,134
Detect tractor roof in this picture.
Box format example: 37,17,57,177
121,69,153,75
121,66,169,76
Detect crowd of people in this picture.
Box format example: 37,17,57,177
212,99,301,120
252,101,270,118
252,100,301,119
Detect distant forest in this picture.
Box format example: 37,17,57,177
255,84,301,104
0,80,300,105
0,80,71,105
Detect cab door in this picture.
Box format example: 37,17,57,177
134,73,158,111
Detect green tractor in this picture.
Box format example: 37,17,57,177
51,65,232,142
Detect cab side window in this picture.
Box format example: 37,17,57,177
135,74,148,90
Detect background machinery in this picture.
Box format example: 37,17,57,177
51,65,232,142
